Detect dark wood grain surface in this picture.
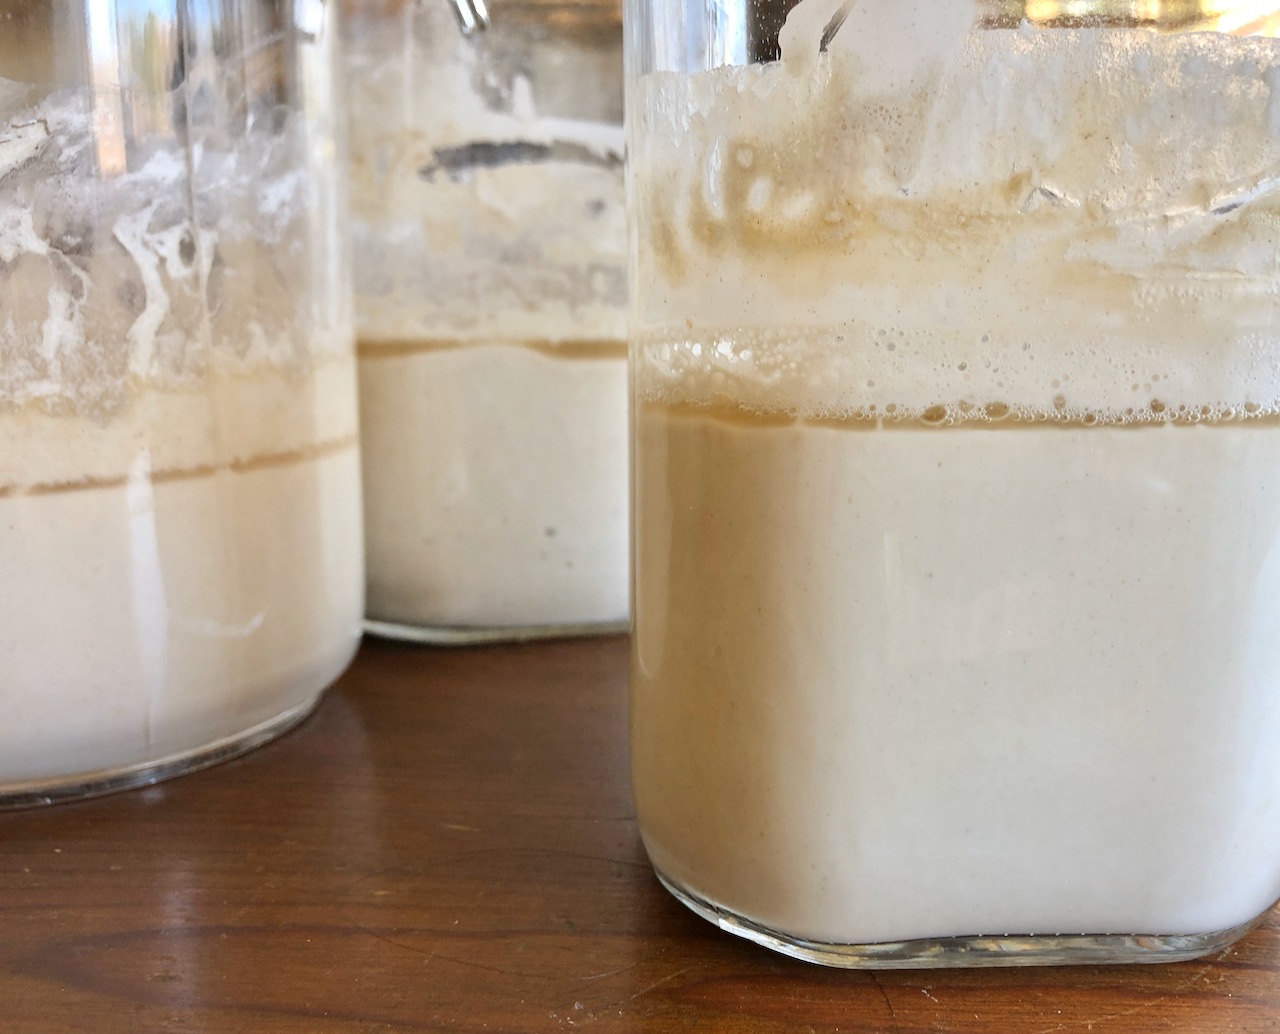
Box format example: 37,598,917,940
2,636,1278,1033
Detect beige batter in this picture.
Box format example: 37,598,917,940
359,339,627,629
0,366,363,791
634,402,1280,943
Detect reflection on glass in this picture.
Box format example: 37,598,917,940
982,0,1280,32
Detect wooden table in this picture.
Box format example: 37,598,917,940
2,637,1278,1033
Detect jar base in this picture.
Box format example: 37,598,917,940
0,694,322,811
363,617,628,646
655,869,1270,969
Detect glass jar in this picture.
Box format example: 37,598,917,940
627,0,1280,966
0,0,362,806
345,0,628,644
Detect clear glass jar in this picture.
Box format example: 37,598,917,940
627,0,1280,966
0,0,362,806
345,0,628,644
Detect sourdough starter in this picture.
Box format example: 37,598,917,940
1,375,362,788
347,7,628,634
0,78,362,793
631,18,1280,945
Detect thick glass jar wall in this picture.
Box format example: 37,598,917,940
0,0,362,805
346,0,629,643
626,0,1280,964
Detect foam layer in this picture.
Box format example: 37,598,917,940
632,27,1280,423
635,326,1280,426
0,356,359,490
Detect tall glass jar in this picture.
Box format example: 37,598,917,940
345,0,628,644
628,0,1280,966
0,0,362,806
